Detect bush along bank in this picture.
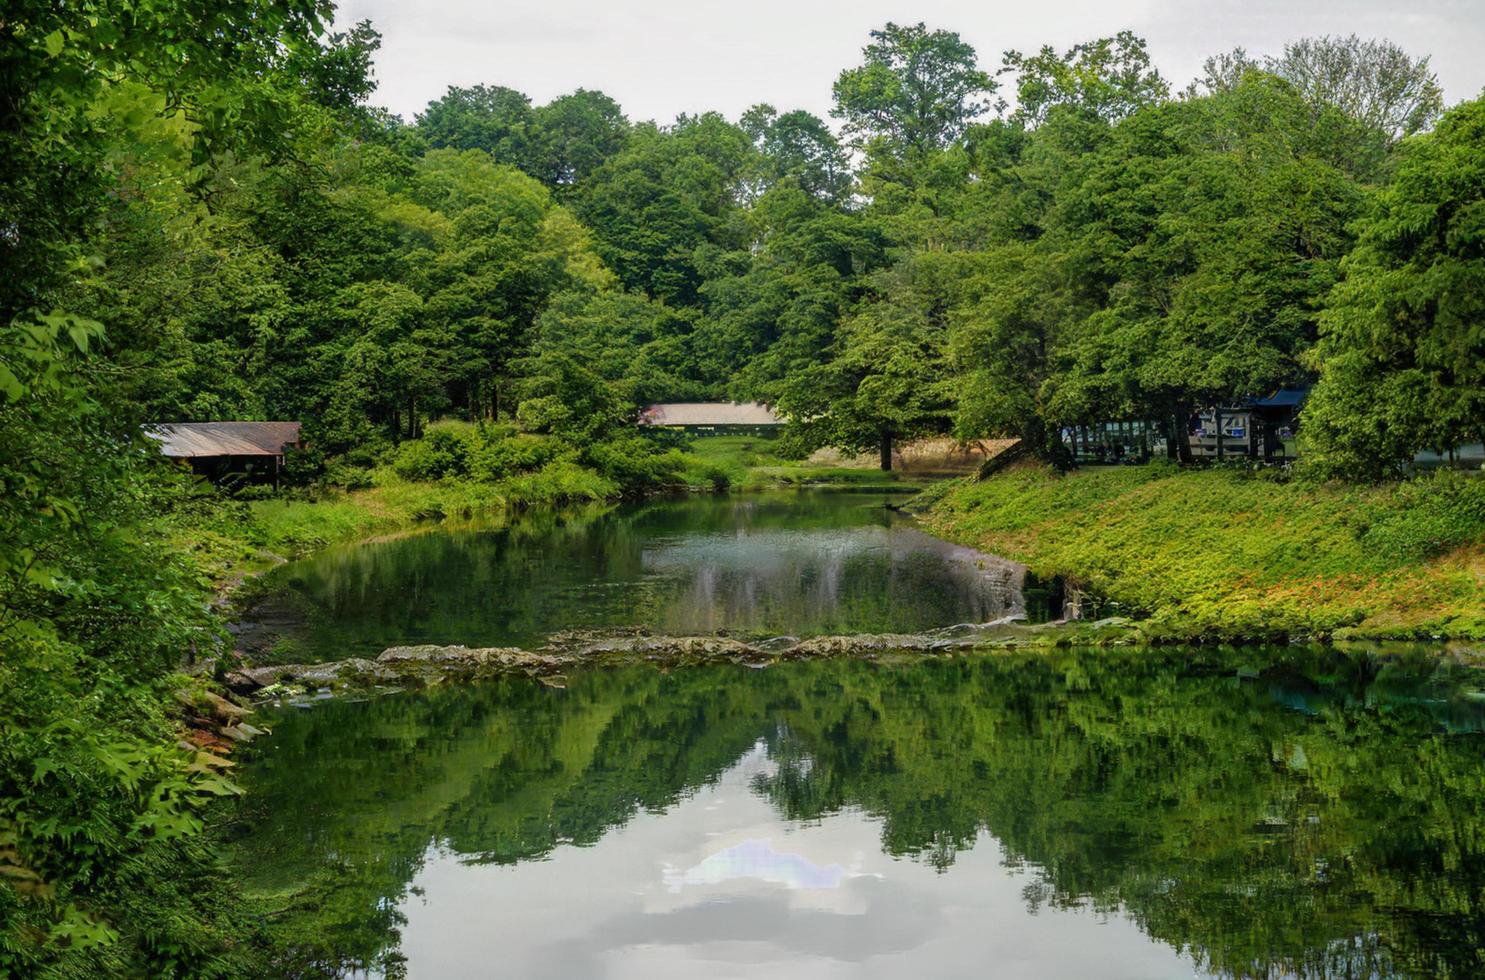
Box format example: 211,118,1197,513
921,463,1485,644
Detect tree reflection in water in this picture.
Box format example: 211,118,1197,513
229,646,1485,978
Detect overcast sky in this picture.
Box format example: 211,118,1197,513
334,0,1485,126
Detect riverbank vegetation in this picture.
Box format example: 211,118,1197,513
924,464,1485,642
3,0,1484,972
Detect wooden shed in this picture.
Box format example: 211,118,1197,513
145,421,302,483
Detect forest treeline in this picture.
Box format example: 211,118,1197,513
38,17,1485,482
1,0,1483,974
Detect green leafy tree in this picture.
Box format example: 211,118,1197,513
576,115,754,306
740,104,853,204
1,1,348,972
1303,96,1485,479
416,83,536,166
1269,34,1444,142
831,22,995,155
529,88,630,191
999,31,1169,127
779,254,957,468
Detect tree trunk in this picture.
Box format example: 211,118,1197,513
1176,405,1195,464
879,430,893,471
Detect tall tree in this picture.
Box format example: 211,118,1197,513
1,0,353,972
575,114,754,306
832,22,995,155
1042,81,1360,449
1268,34,1444,142
740,104,853,205
1303,96,1485,480
529,88,629,191
1000,31,1170,127
778,253,958,469
416,84,536,165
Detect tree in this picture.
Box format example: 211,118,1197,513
778,254,957,469
529,89,630,191
832,22,995,155
416,84,536,165
949,244,1073,462
1000,31,1170,127
740,104,853,204
1268,35,1443,142
1303,96,1485,480
1,0,348,972
695,185,883,397
995,77,1361,460
1185,47,1261,98
575,115,754,306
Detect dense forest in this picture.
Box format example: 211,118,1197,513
2,0,1483,974
14,13,1485,483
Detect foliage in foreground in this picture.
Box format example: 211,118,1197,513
0,0,357,973
0,323,252,976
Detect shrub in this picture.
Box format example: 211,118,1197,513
1359,471,1485,563
500,461,618,506
321,461,374,491
390,423,475,480
466,433,561,482
584,435,687,494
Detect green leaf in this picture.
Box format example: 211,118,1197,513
0,364,23,401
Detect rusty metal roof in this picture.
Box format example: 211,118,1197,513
144,422,301,458
638,402,781,426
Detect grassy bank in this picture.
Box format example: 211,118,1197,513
171,466,614,589
922,463,1485,642
682,434,933,490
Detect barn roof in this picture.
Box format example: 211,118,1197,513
145,421,302,458
638,402,782,426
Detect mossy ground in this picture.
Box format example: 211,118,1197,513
922,462,1485,642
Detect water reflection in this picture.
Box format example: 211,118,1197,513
243,494,1033,661
230,646,1485,978
395,745,1193,980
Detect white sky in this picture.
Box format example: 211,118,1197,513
334,0,1485,126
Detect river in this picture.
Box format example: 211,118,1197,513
227,492,1485,978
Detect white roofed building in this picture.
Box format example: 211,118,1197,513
638,402,782,430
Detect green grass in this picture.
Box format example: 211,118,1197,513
924,462,1485,642
170,462,617,588
681,434,927,491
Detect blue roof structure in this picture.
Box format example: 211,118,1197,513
1253,388,1310,409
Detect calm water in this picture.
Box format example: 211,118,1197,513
229,494,1485,978
233,650,1485,979
245,493,1041,661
